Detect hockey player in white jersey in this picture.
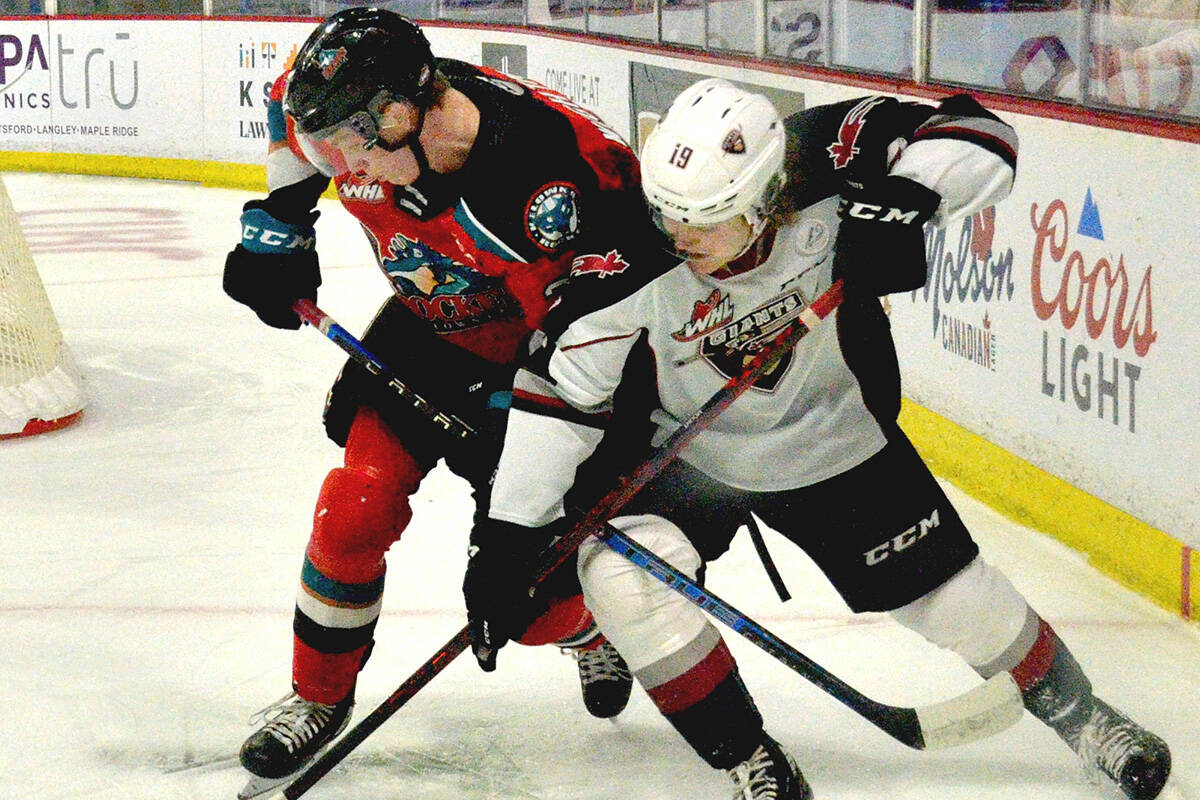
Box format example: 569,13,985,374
464,79,1172,799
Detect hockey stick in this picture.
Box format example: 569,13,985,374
263,627,473,800
276,279,1014,796
517,280,848,590
292,299,475,441
595,522,1025,750
269,283,843,799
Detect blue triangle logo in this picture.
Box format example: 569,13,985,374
1078,189,1105,240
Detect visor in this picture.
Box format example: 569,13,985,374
647,202,728,259
293,89,401,177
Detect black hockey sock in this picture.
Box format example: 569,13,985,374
660,668,766,770
1009,619,1095,743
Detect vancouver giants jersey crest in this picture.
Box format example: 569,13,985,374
539,194,884,496
265,59,655,365
489,93,1018,527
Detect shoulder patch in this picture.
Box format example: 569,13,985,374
570,249,629,279
525,182,581,252
827,96,888,170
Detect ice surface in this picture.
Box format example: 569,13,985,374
2,172,1196,800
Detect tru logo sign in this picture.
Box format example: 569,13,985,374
863,509,940,565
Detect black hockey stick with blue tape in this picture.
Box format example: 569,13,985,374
293,299,476,441
595,521,1024,750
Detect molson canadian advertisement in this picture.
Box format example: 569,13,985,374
888,113,1197,549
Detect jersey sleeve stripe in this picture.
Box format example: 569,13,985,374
912,120,1018,172
511,388,612,428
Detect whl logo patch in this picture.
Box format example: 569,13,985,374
696,291,806,390
339,180,385,203
672,289,733,341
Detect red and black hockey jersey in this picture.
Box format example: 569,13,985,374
263,58,672,366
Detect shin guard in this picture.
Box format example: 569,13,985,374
293,407,426,703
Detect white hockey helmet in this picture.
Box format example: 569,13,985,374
640,78,786,235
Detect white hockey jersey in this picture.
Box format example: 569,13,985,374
490,93,1018,527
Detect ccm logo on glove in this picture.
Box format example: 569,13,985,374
240,207,316,254
223,201,321,330
839,200,928,225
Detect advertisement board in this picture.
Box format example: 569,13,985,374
889,114,1198,544
1,17,1196,575
0,17,198,157
200,19,312,165
0,18,53,152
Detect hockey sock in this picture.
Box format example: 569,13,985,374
293,407,424,704
1007,617,1095,741
648,641,765,770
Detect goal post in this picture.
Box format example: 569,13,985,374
0,175,86,439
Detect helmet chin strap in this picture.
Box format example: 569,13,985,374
382,103,463,219
404,107,434,174
726,171,786,263
732,208,776,259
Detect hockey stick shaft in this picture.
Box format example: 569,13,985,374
523,280,846,592
272,280,850,797
272,628,472,799
596,522,1025,750
292,299,476,441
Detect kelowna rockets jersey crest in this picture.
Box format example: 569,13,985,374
374,230,517,333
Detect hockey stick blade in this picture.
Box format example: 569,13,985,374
268,283,846,799
597,522,1025,750
292,299,476,441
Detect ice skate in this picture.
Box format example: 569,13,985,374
566,639,633,718
236,691,354,800
727,736,813,800
1071,697,1171,800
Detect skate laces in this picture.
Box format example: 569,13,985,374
566,641,632,686
1075,701,1145,781
728,744,783,799
248,692,337,754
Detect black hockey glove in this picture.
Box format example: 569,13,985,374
831,176,942,297
223,201,321,329
463,518,563,672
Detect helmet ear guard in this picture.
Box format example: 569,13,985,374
640,78,787,239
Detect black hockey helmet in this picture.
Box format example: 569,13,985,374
283,7,435,141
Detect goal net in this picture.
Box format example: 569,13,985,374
0,175,85,439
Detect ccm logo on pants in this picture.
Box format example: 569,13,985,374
863,509,940,566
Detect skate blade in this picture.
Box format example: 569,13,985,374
237,772,291,800
1091,772,1189,800
1157,778,1192,800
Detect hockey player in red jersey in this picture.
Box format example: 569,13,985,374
465,79,1172,799
222,8,673,797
